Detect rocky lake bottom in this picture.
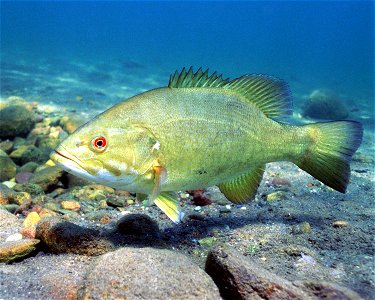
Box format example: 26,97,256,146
0,95,374,299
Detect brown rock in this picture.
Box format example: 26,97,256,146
0,239,39,263
79,247,221,300
205,245,310,299
36,217,114,256
60,200,81,211
294,280,362,300
0,183,14,205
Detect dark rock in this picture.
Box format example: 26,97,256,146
116,214,160,237
302,89,349,120
15,172,33,184
79,247,221,300
294,280,362,300
36,217,114,255
0,155,17,181
29,166,66,192
0,105,35,138
205,244,310,299
0,239,40,263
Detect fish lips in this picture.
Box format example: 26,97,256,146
50,146,95,178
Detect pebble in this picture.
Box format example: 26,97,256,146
20,227,37,239
2,181,17,189
266,191,287,201
5,233,23,242
23,212,41,227
194,206,202,211
332,220,349,228
60,200,81,211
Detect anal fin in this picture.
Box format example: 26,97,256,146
154,192,185,224
219,166,265,204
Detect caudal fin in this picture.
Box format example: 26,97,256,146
296,121,363,193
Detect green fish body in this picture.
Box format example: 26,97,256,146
51,68,363,223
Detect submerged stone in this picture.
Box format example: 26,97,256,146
0,239,40,263
0,105,35,138
79,247,221,300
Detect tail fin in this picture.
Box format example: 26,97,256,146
295,121,363,193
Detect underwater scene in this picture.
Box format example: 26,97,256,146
0,1,374,299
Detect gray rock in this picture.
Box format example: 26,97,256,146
0,209,22,241
0,253,92,299
13,182,44,196
302,89,349,120
0,105,35,138
0,155,17,181
36,217,115,256
79,247,221,300
10,145,44,165
205,245,310,299
15,172,33,184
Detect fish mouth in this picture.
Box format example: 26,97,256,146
50,146,92,175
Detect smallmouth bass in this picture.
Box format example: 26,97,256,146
50,67,363,223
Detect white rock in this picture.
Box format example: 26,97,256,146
5,233,23,242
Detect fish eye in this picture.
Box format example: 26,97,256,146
91,135,107,152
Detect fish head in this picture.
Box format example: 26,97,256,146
50,120,158,189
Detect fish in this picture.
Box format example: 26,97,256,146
50,67,363,223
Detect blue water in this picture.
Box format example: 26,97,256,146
1,1,374,119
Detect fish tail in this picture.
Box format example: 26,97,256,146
295,121,363,193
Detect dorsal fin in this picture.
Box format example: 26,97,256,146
168,67,292,118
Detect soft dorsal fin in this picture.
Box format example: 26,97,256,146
168,67,292,118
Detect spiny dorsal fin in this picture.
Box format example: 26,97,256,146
168,67,292,118
168,67,230,88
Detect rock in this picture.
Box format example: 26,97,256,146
20,226,37,239
0,105,35,138
0,182,14,205
60,115,86,134
191,194,212,206
205,244,310,299
0,254,93,300
36,217,114,255
302,89,349,120
294,280,362,300
15,172,33,183
18,161,39,173
292,222,312,234
9,191,31,205
0,140,14,153
0,155,17,181
23,211,41,227
9,145,43,165
0,239,39,263
0,204,19,213
79,247,221,300
29,166,66,192
60,200,81,211
13,182,44,196
0,209,22,241
5,233,23,242
116,214,160,237
332,220,349,228
266,191,288,202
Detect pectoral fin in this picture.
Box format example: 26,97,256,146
154,192,185,224
219,166,265,204
143,164,167,207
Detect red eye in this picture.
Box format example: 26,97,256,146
91,135,107,152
